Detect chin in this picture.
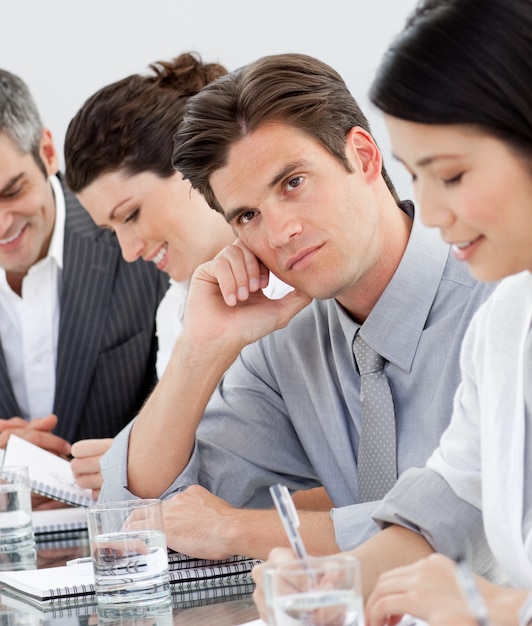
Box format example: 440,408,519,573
469,262,527,283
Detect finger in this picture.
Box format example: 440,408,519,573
209,250,256,306
32,496,68,511
0,417,27,430
1,430,71,457
366,592,408,626
28,414,59,431
231,239,270,291
70,455,102,476
71,438,113,458
267,546,297,566
74,472,103,490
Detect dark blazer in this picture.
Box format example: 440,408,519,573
0,177,169,442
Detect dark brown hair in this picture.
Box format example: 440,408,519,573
172,52,399,213
64,52,227,192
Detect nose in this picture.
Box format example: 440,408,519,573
415,182,455,231
262,203,303,248
115,228,144,263
0,209,15,237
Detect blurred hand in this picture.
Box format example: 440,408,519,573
70,438,113,500
31,493,69,510
0,414,71,457
252,547,297,622
365,554,469,626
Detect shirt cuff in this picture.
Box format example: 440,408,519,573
331,501,383,550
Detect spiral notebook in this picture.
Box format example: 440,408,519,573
0,553,260,604
3,435,96,507
1,581,255,618
32,507,88,535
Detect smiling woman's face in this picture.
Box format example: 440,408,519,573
77,169,234,283
384,116,532,282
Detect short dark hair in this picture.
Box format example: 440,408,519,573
64,52,227,192
172,52,399,213
370,0,532,158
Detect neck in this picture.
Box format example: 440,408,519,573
6,272,25,297
336,203,413,324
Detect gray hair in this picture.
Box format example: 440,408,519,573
0,69,44,169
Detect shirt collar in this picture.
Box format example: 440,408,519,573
48,174,65,270
336,201,450,372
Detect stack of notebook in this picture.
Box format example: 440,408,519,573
0,550,260,605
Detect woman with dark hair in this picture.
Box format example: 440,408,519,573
252,1,532,624
64,52,291,497
364,0,532,624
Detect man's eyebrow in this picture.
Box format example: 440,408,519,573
0,173,23,196
224,160,310,224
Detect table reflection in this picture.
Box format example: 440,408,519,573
0,532,258,625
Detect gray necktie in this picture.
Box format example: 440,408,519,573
353,332,397,502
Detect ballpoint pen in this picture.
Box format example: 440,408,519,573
269,483,310,562
455,558,491,626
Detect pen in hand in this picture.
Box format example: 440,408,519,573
270,483,310,562
455,558,491,626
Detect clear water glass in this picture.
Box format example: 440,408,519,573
0,466,34,552
264,554,364,626
87,499,170,609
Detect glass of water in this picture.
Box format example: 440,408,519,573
87,499,170,611
264,554,364,626
0,466,34,553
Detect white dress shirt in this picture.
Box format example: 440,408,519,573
0,175,64,419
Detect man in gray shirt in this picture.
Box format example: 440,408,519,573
99,53,494,561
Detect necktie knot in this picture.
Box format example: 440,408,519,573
353,333,384,375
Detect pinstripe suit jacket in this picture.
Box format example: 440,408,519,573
0,177,169,442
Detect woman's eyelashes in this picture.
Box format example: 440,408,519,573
123,208,140,224
443,172,464,186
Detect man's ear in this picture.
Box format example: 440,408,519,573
345,126,382,184
39,128,59,176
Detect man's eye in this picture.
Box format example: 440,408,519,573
239,210,257,225
1,186,22,199
287,176,303,190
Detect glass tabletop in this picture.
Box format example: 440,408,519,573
0,531,259,625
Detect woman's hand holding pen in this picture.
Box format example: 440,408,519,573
365,554,469,626
365,553,530,626
252,547,296,623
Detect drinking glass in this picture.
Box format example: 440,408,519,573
87,499,170,610
264,554,364,626
0,466,34,552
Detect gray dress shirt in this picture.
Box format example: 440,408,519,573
100,206,494,550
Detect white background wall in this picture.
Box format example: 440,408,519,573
1,0,418,198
